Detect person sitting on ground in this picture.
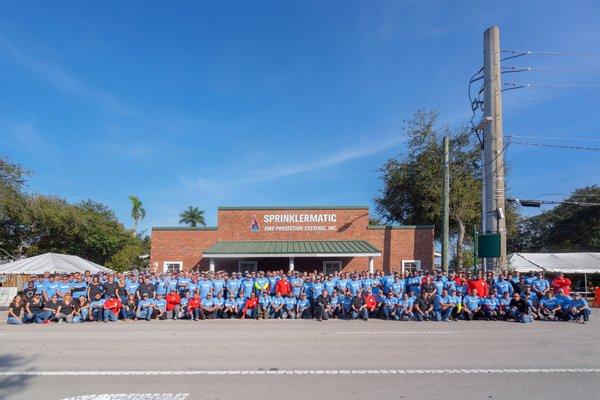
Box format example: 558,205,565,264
187,293,202,321
224,293,238,319
297,293,312,319
74,295,90,322
382,292,399,321
508,292,533,323
482,291,500,321
568,293,591,324
434,289,454,322
7,295,25,325
283,293,297,319
213,291,226,318
462,288,482,320
44,294,62,322
539,290,561,321
350,289,368,321
364,290,378,318
103,294,122,322
201,292,217,319
165,289,181,320
398,292,414,320
270,292,285,319
498,291,512,320
25,293,52,324
121,294,137,321
241,292,259,319
152,294,167,320
413,291,434,321
314,289,331,321
56,294,76,323
136,293,154,321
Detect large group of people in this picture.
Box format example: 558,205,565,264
6,267,592,325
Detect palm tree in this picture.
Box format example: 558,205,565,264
179,206,206,227
129,195,146,233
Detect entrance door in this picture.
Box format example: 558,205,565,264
323,260,342,275
238,261,257,273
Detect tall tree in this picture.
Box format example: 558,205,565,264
511,186,600,252
179,206,206,227
128,195,146,233
375,109,482,268
0,158,31,259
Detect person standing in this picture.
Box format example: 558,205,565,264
551,273,572,296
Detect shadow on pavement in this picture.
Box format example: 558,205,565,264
0,353,36,399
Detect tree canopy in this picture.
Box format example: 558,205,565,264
179,206,206,227
0,157,148,271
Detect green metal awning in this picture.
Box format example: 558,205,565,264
203,240,381,258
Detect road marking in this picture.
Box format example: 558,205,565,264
60,394,189,400
2,368,599,377
336,331,454,335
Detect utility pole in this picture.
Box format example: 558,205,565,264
441,136,450,273
482,26,507,271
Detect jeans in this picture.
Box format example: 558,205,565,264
7,316,23,325
313,306,328,321
137,308,153,320
25,310,53,324
435,307,453,321
104,310,118,322
283,308,296,319
570,308,591,322
56,313,74,323
383,305,399,320
166,305,181,319
351,308,368,320
415,311,434,321
91,308,104,321
121,308,136,320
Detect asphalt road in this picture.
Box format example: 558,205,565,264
0,314,598,400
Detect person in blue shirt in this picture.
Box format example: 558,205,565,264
212,273,225,296
539,291,562,321
235,292,247,318
241,275,255,298
270,292,285,319
198,276,213,299
390,276,405,297
498,291,512,320
152,294,167,320
179,290,192,318
136,293,154,321
226,273,241,298
302,278,314,301
43,275,59,302
201,293,217,319
462,288,482,320
323,275,336,294
449,289,462,321
347,275,362,297
382,273,395,294
224,293,237,319
495,276,513,297
554,288,572,321
382,292,399,320
568,293,591,323
125,276,140,298
296,293,311,319
165,274,179,293
531,273,550,299
155,277,168,297
254,272,269,294
433,275,444,296
267,272,279,295
290,275,303,298
524,273,537,286
336,275,349,294
213,291,226,318
177,274,192,294
283,294,297,319
522,286,539,318
406,270,422,296
434,289,454,322
312,279,325,301
482,292,500,320
70,277,88,299
329,290,343,318
257,291,271,319
55,276,72,300
398,293,414,320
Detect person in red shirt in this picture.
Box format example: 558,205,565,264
242,292,259,319
187,293,202,321
103,295,121,323
364,291,377,315
165,289,181,320
552,272,572,296
468,272,488,297
275,275,292,296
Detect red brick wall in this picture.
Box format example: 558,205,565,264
150,207,434,274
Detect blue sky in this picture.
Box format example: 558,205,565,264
1,1,599,232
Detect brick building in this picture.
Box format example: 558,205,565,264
150,206,434,275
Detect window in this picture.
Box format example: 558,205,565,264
323,260,342,275
163,261,182,274
401,260,422,274
238,261,257,273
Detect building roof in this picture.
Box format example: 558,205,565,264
0,252,114,275
508,252,600,274
203,240,381,258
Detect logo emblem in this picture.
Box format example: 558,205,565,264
250,216,260,232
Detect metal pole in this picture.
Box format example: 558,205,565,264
482,26,507,271
473,227,478,276
442,136,450,274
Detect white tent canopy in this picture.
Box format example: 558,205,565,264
508,252,600,274
0,252,113,275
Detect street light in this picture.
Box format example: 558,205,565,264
474,116,493,131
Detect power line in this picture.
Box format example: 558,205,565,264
502,66,600,72
507,135,600,142
502,50,600,56
510,141,600,151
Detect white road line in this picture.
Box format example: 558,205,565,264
1,368,599,377
60,394,189,400
336,331,454,335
